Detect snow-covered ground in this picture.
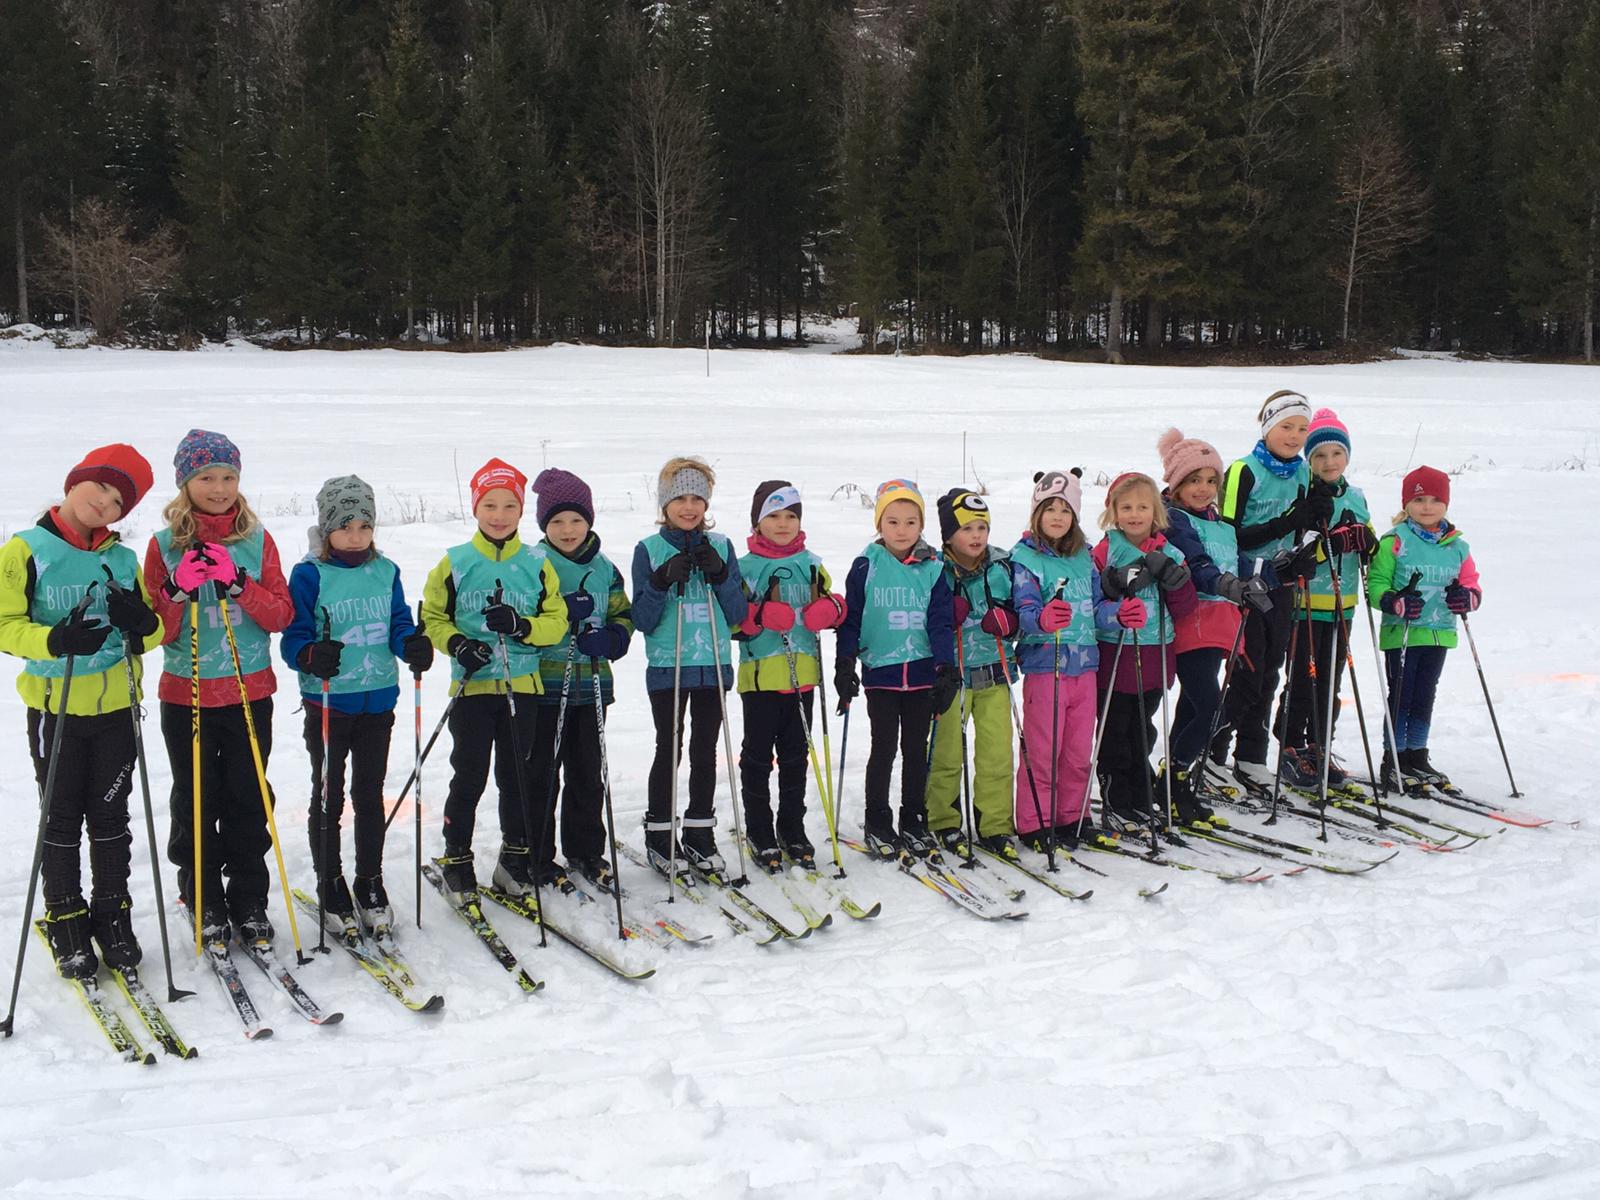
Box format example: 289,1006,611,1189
0,341,1596,1199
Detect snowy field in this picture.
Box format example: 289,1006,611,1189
0,338,1596,1200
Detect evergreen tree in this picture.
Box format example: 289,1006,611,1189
440,64,512,343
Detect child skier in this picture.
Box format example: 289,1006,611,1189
526,468,633,892
422,458,569,901
1092,472,1199,828
926,488,1019,860
1277,409,1376,790
833,479,957,859
1159,429,1274,824
0,445,161,978
735,481,847,872
145,430,294,944
1367,465,1481,792
631,456,748,876
1008,469,1109,850
279,475,434,935
1215,390,1332,794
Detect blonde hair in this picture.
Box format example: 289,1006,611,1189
655,455,717,529
1029,500,1086,558
1392,496,1447,526
1098,474,1168,533
162,488,261,549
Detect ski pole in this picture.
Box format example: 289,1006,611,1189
995,636,1053,872
316,608,333,954
1156,590,1174,830
702,564,751,887
1358,560,1405,800
1320,533,1383,826
1048,617,1062,862
530,622,584,950
1072,630,1125,847
412,600,426,929
780,629,837,874
1298,578,1329,839
383,684,462,834
590,655,626,940
1461,614,1522,798
1392,569,1423,784
218,588,307,963
2,591,93,1038
490,580,544,947
1312,547,1340,842
807,568,845,875
1197,559,1263,792
953,626,976,868
190,595,203,956
101,568,190,1003
665,583,686,902
1129,619,1159,854
1266,579,1307,827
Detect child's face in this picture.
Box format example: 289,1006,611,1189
1037,500,1075,542
947,520,989,563
1265,416,1309,459
1406,495,1447,529
1113,488,1156,542
475,489,522,540
187,468,239,515
757,508,801,546
878,500,923,554
665,495,707,531
329,520,373,554
545,511,590,554
1174,469,1218,511
62,480,123,531
1310,445,1347,482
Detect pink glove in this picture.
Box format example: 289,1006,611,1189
801,594,846,632
1117,597,1147,629
952,595,971,625
1038,598,1075,634
202,542,237,583
756,600,795,634
979,604,1018,638
173,549,213,595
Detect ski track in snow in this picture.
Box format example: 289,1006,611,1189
0,342,1597,1199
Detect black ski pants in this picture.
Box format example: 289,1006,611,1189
739,689,813,849
442,690,538,851
29,709,135,905
303,704,394,882
864,687,935,833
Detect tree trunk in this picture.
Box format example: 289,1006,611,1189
1106,284,1124,364
14,196,28,325
1585,192,1596,363
1147,299,1165,350
1342,195,1361,341
472,294,480,345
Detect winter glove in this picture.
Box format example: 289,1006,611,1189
448,635,495,677
576,623,629,661
1285,483,1336,531
1327,523,1373,557
563,590,596,629
1116,597,1148,630
752,599,796,634
952,595,971,626
168,548,214,599
203,542,247,597
930,663,960,714
483,598,532,640
1445,582,1480,615
1273,539,1321,584
1099,562,1151,601
833,662,859,714
979,602,1019,638
105,584,159,639
801,593,846,632
402,632,434,674
297,639,344,680
1150,555,1191,593
47,608,112,658
1038,598,1076,634
1380,590,1425,621
689,540,729,584
1241,576,1273,614
1214,573,1248,605
649,553,693,591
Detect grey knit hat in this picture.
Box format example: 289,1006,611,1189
316,474,376,536
659,462,712,509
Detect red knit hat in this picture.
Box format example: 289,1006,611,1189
471,458,528,512
1402,465,1450,508
64,444,153,517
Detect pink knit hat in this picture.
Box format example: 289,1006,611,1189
1157,427,1224,488
1305,408,1351,459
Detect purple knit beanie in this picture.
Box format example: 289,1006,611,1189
533,468,595,530
173,429,241,487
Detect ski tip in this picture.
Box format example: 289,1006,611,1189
1072,889,1095,902
246,1027,274,1041
315,1011,345,1026
417,995,446,1014
181,1046,200,1059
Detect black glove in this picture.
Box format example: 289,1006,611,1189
1241,575,1273,613
1214,573,1248,605
833,662,859,714
1445,582,1481,615
47,608,112,658
1273,538,1320,584
1287,485,1336,531
448,635,494,676
576,623,629,661
930,663,960,714
1326,523,1373,557
1149,555,1191,593
402,632,433,674
106,584,159,638
297,639,344,680
1100,561,1151,601
690,540,729,584
483,599,532,640
563,590,596,628
649,552,693,591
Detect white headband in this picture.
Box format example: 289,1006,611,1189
1260,391,1312,437
757,485,802,523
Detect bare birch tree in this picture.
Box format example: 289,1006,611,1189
1332,121,1428,340
36,198,179,338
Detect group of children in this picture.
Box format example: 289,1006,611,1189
3,392,1484,980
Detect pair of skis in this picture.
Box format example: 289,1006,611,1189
290,890,443,1012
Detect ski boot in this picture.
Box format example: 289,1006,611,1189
234,901,275,947
1378,752,1404,796
897,819,936,860
1304,744,1350,788
353,875,393,939
679,824,726,876
1051,824,1084,851
492,844,539,898
1166,763,1215,829
89,893,141,972
1402,749,1452,790
434,846,478,903
1231,757,1276,795
862,815,900,861
1021,829,1054,855
780,837,817,872
569,857,617,894
936,826,971,860
317,875,358,936
751,844,784,875
1278,746,1321,790
977,834,1021,864
530,861,579,898
42,896,98,981
644,822,691,880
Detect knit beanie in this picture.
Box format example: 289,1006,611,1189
470,457,528,512
1258,390,1312,437
873,478,924,529
658,457,713,509
936,487,989,544
1030,468,1083,516
1156,427,1224,488
316,475,376,536
1304,408,1351,459
532,467,594,530
173,429,241,487
750,480,802,529
1402,465,1450,508
65,444,153,516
